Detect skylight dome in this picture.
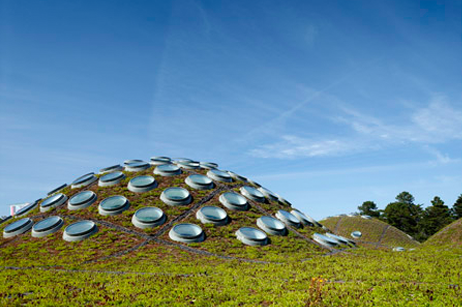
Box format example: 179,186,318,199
160,187,192,206
63,220,98,242
14,202,38,217
275,210,301,228
226,171,247,182
206,169,233,183
40,193,68,212
185,174,214,190
124,161,150,172
99,195,130,215
68,191,97,210
236,227,268,246
31,216,64,238
150,156,171,165
219,192,249,211
99,165,123,174
124,159,143,165
128,175,157,193
154,164,182,176
169,223,205,243
199,162,218,169
291,209,317,227
132,207,166,229
196,206,228,225
256,216,287,235
240,186,265,203
325,233,350,245
258,187,278,201
71,173,97,188
277,196,292,207
98,171,125,187
351,231,362,239
176,161,200,170
47,184,67,196
312,233,339,248
3,218,33,238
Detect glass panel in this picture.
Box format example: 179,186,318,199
100,171,123,182
135,207,163,223
200,206,226,221
222,192,247,205
173,224,202,238
33,216,61,232
69,191,94,205
41,194,63,207
239,227,267,240
278,210,299,223
130,176,155,187
189,174,212,185
73,173,94,185
4,218,31,233
65,220,95,236
100,196,127,210
242,186,264,198
260,216,285,230
164,188,189,200
210,169,231,178
157,164,180,172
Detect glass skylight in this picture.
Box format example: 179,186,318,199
258,187,278,201
277,196,292,207
154,164,182,176
325,233,349,245
169,223,205,243
240,186,266,203
199,162,218,169
68,191,97,210
196,206,228,225
47,183,68,196
14,202,38,217
124,159,143,165
32,216,64,238
176,161,200,170
63,220,98,242
99,171,125,187
124,161,150,172
393,247,405,252
207,169,233,183
291,209,317,227
226,171,247,182
99,164,123,174
247,179,261,188
160,187,192,206
219,192,249,211
275,210,301,228
351,231,362,239
3,218,33,238
185,174,214,190
256,216,287,236
99,195,130,215
128,175,157,193
40,193,68,212
236,227,268,246
71,173,97,188
312,232,339,248
132,207,166,229
150,156,171,165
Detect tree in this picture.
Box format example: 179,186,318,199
419,196,453,239
382,191,423,240
358,201,381,218
452,194,462,219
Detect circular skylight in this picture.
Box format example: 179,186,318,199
128,175,158,193
154,164,182,176
71,173,97,188
207,169,233,183
257,187,278,201
160,187,192,206
275,210,301,228
226,171,247,182
14,202,38,217
219,192,249,211
31,216,64,238
235,227,268,246
240,186,266,203
256,216,287,236
40,193,68,212
173,158,193,163
99,195,130,215
247,179,261,188
99,171,125,187
176,161,200,170
185,174,214,190
47,183,67,196
3,218,33,238
150,156,171,165
199,162,218,169
63,220,98,242
196,206,228,225
291,209,317,227
312,233,339,248
393,247,406,252
124,161,150,172
169,223,205,243
351,231,362,239
277,196,292,207
131,207,166,229
99,164,123,174
361,215,372,219
68,191,97,210
124,159,143,165
325,233,349,245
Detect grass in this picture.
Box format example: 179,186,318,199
423,218,462,249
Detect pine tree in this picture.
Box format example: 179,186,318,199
358,201,381,218
452,194,462,219
419,196,453,239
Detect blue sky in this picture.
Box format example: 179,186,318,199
1,0,461,219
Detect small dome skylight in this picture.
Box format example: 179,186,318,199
219,192,249,211
3,218,33,238
312,233,339,248
71,173,97,188
99,164,123,174
240,186,266,203
31,216,64,238
98,171,125,187
40,193,68,212
226,171,247,182
235,227,268,246
199,162,218,169
351,231,362,239
68,191,97,210
185,174,214,190
124,159,143,165
47,183,68,196
291,209,317,227
169,223,205,243
128,175,157,193
99,195,130,215
258,187,278,201
325,233,349,245
176,161,200,170
14,202,38,217
132,207,166,229
207,169,233,183
256,216,287,236
150,156,171,165
154,164,182,176
63,220,98,242
160,187,192,206
275,210,301,228
196,206,228,225
124,161,150,172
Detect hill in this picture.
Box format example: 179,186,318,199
423,218,462,249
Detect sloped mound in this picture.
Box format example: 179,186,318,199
320,215,419,249
423,218,462,249
0,157,342,266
